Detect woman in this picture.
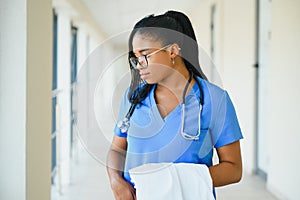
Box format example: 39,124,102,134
107,10,243,200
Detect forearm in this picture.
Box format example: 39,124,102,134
106,148,126,187
107,146,136,200
209,161,242,187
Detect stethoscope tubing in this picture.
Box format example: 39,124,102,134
118,73,204,141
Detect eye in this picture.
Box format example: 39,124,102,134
133,49,150,57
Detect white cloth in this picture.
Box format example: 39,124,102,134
129,163,215,200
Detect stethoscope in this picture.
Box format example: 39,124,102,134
117,72,204,140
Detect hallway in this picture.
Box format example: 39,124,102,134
2,1,300,199
52,142,278,200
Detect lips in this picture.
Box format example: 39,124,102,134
140,72,150,79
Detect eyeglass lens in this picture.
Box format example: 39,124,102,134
130,55,148,69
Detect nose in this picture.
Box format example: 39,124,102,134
136,61,143,70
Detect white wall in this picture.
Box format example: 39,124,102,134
0,0,52,200
77,28,89,73
192,0,300,199
220,0,257,175
210,0,300,199
0,1,26,199
191,0,211,53
56,11,72,186
267,1,300,199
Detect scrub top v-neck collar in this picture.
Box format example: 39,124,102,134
149,82,199,123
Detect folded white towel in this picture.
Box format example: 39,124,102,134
129,163,215,200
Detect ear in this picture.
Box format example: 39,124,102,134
170,44,181,59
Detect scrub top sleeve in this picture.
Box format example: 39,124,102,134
211,91,243,148
114,88,130,138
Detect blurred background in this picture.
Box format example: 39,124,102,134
1,0,299,199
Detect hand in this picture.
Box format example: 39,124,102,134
111,177,136,200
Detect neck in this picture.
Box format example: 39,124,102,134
156,67,194,105
157,62,191,92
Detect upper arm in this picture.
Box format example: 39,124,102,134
110,135,128,154
209,140,243,186
216,140,242,168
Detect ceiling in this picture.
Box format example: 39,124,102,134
81,0,203,40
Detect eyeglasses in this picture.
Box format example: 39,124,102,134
129,44,171,69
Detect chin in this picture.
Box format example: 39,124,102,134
143,79,157,84
143,80,153,84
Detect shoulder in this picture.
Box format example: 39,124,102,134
122,82,153,107
197,77,227,102
121,82,145,101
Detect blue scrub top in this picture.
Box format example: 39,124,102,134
114,77,243,186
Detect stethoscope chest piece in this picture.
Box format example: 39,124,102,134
117,117,130,133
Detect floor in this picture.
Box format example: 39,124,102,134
51,142,279,200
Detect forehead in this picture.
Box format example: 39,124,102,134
132,33,163,52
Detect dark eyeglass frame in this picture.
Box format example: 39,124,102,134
129,44,172,69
